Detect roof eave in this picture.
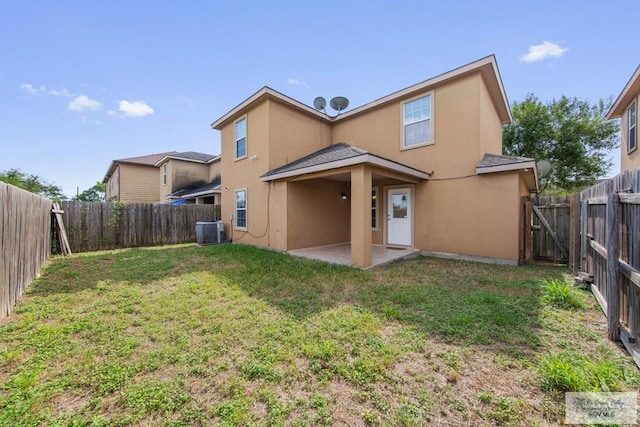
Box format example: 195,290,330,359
476,160,538,192
261,154,431,182
211,87,330,130
607,64,640,119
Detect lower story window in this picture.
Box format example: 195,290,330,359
235,189,246,229
372,187,378,229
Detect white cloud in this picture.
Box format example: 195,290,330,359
520,41,568,63
19,83,45,95
68,95,102,112
49,88,73,97
116,100,154,117
288,78,309,88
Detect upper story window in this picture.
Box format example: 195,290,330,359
402,94,432,148
162,164,167,185
235,117,247,159
628,101,637,153
235,189,247,229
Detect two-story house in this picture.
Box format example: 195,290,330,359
607,64,640,172
211,55,538,268
104,151,177,203
155,152,221,204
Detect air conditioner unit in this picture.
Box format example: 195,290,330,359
196,221,224,245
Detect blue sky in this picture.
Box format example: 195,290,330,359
1,1,637,197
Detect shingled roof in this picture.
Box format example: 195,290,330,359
261,142,430,181
476,153,535,170
167,180,221,199
103,151,178,183
154,151,219,166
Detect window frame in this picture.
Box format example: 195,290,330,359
401,92,433,150
162,164,167,186
628,101,637,154
371,186,379,230
234,188,247,230
234,116,247,161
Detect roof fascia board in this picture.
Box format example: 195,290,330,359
476,160,536,175
211,87,329,129
261,154,430,182
154,155,211,167
607,64,640,119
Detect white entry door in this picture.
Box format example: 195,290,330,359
387,188,412,246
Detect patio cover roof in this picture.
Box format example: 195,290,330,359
260,143,431,182
476,153,538,191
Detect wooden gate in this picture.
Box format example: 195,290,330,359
530,195,571,263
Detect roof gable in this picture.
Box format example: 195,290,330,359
211,55,512,130
154,151,220,166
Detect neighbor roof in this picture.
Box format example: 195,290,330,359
607,64,640,119
154,151,220,166
476,153,538,192
103,151,177,183
212,55,512,130
167,180,221,199
261,142,431,182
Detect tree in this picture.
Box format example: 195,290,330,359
73,182,106,202
503,94,619,193
0,168,66,200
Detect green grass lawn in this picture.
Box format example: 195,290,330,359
1,244,637,426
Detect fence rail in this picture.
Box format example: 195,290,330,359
58,202,221,253
578,168,640,368
0,182,52,318
531,195,571,263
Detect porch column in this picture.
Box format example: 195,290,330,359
350,165,372,268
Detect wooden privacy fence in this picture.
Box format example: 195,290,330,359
58,202,221,253
577,168,640,368
531,195,571,263
0,182,52,318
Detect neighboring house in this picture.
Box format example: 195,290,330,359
103,152,177,203
607,64,640,172
211,55,538,268
154,152,221,204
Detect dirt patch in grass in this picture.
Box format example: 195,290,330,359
1,244,638,426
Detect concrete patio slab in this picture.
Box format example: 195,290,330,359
288,243,419,269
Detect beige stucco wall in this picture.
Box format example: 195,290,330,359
119,164,161,203
287,179,350,249
620,94,640,171
218,70,523,262
209,158,221,182
159,159,213,202
106,166,120,201
413,173,521,260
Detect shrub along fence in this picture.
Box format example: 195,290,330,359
57,201,221,253
0,182,52,318
576,167,640,368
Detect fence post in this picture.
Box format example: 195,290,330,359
606,192,620,341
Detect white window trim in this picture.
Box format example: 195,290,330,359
162,164,167,186
371,186,379,231
400,92,434,151
628,101,637,154
234,115,248,161
234,188,247,230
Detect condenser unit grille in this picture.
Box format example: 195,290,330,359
196,221,224,245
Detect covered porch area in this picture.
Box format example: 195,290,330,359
261,143,430,268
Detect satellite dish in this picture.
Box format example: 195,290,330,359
536,160,552,178
313,96,327,111
330,96,349,113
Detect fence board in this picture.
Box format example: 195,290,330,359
56,202,220,253
578,167,640,368
531,195,571,262
0,182,52,318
